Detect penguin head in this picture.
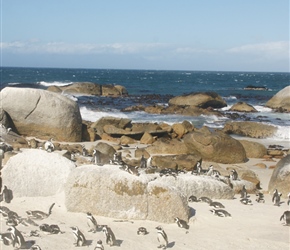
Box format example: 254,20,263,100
174,217,179,223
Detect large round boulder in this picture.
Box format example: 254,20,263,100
268,155,290,198
239,140,267,158
168,92,227,109
183,127,247,163
223,121,278,138
266,85,290,112
0,87,82,142
2,149,76,197
65,165,189,223
58,82,102,96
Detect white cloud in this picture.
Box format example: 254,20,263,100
226,41,289,59
0,41,167,55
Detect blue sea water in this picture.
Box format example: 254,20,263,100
1,67,290,140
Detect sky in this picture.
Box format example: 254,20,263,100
0,1,289,72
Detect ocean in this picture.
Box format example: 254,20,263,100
1,67,290,141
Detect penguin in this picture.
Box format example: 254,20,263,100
87,212,98,233
188,195,198,202
39,224,51,234
240,198,253,205
0,205,11,219
240,185,248,199
287,192,290,206
0,232,14,246
280,211,290,226
92,149,102,165
102,225,116,246
156,226,168,249
273,192,282,206
174,217,189,229
191,158,202,175
209,201,225,208
7,226,25,249
140,155,147,168
26,203,55,220
198,196,212,204
71,226,87,247
125,164,139,176
82,145,88,156
255,192,265,203
137,227,148,235
230,169,238,181
30,245,42,250
94,240,104,250
2,185,13,203
210,209,231,217
44,138,54,152
272,189,278,203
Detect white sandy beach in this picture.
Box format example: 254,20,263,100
1,151,290,250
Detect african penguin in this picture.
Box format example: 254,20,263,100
280,211,290,226
71,226,87,247
44,138,54,152
0,232,14,246
87,212,98,233
240,185,248,199
140,154,147,168
7,226,25,249
102,225,116,246
287,192,290,206
209,201,225,208
273,192,282,206
2,185,13,203
26,203,55,220
137,227,148,235
198,196,212,204
188,195,198,202
230,169,238,181
156,226,168,249
210,209,231,217
255,192,265,203
94,240,104,250
240,198,253,205
174,217,189,229
30,245,42,250
272,189,278,203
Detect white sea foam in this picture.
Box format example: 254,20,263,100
272,125,290,140
253,105,272,112
80,106,128,122
38,81,73,87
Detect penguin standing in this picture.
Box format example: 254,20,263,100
82,145,88,156
240,185,247,199
174,217,189,229
140,155,147,168
255,192,265,203
287,192,290,206
273,192,282,206
272,189,278,203
156,226,168,249
26,203,55,220
230,169,238,181
280,211,290,226
7,226,25,249
102,225,116,247
92,149,101,165
191,158,202,175
2,185,13,203
71,226,87,247
94,240,104,250
87,212,98,233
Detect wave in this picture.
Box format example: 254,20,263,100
272,125,290,140
80,106,128,122
38,81,73,87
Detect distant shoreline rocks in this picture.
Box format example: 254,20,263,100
244,85,268,91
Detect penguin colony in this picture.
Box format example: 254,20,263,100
0,138,289,249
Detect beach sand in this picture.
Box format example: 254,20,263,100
1,142,290,250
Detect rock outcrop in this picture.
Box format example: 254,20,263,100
65,165,190,223
183,127,247,163
223,121,278,138
268,155,290,198
266,85,290,112
229,102,258,112
0,87,82,142
168,92,227,109
239,140,267,158
2,149,76,197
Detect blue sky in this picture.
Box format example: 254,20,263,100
1,1,289,72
